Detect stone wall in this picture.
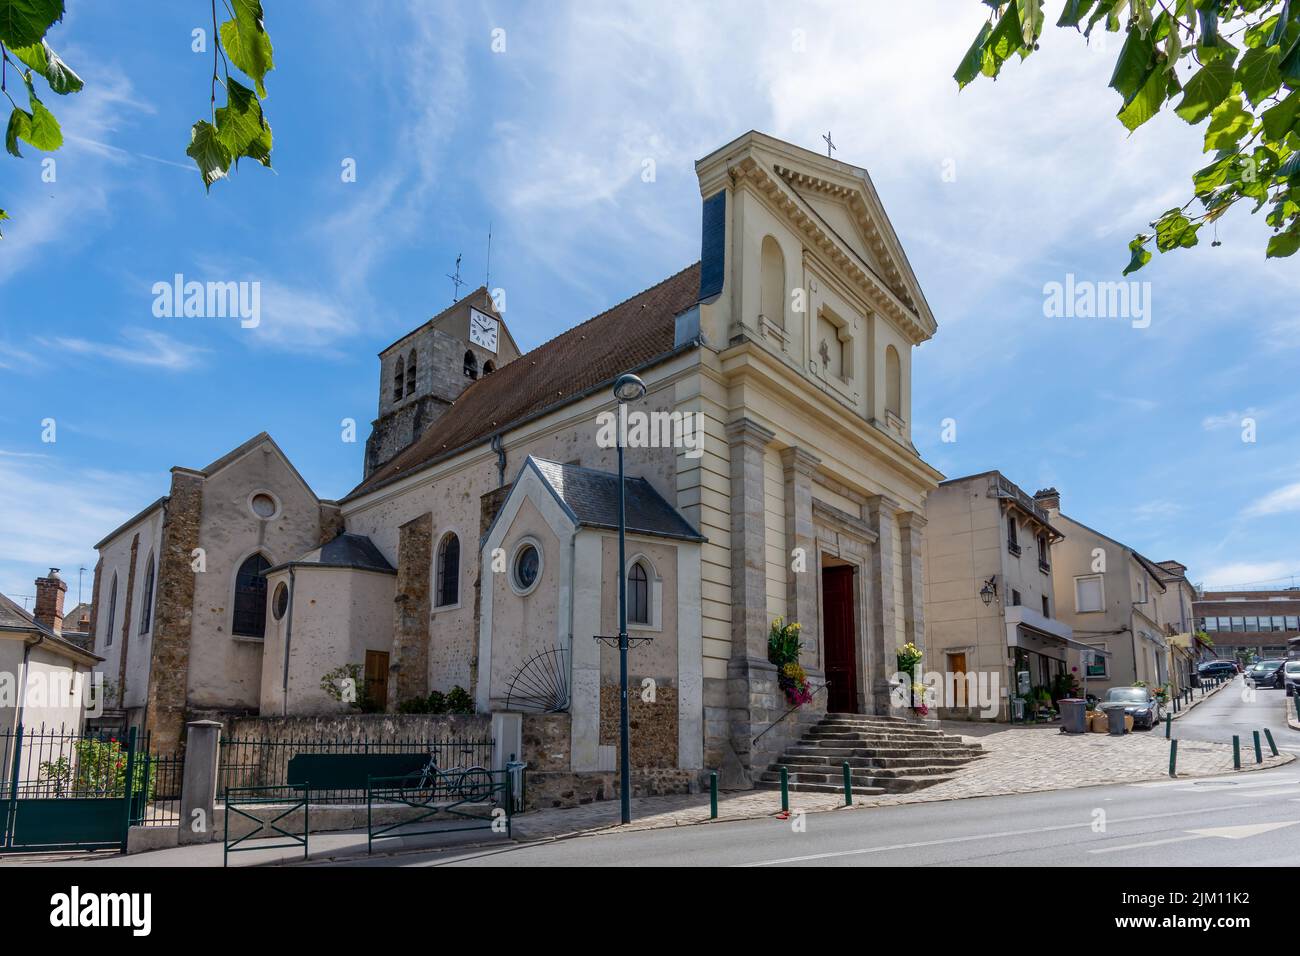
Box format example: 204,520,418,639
144,471,204,755
388,512,432,708
521,712,571,772
229,712,492,742
599,683,678,769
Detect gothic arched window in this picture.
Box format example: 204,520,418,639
406,349,417,396
393,356,405,401
232,553,272,638
628,561,649,625
483,360,495,375
138,551,155,635
105,572,118,647
435,533,460,607
464,350,478,380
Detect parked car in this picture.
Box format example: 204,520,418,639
1247,659,1285,689
1100,686,1162,730
1284,661,1300,697
1198,660,1238,679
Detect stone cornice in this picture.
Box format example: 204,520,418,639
724,416,776,450
813,499,878,544
780,445,821,478
731,156,935,345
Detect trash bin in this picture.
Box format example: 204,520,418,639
1058,698,1087,734
1102,703,1128,735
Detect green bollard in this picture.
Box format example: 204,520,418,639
780,765,789,813
709,771,718,819
1165,712,1172,739
1254,731,1264,764
1265,728,1279,757
1169,738,1178,777
1233,735,1241,770
842,761,852,806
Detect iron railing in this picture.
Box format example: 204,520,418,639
217,734,495,805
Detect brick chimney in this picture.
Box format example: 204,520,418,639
33,568,67,635
1033,487,1060,512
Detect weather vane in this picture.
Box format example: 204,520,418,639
447,253,464,304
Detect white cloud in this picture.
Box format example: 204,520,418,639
46,328,206,371
0,452,161,603
246,282,358,355
1202,409,1257,430
1243,481,1300,518
1200,561,1300,590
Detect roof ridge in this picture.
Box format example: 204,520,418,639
434,262,700,419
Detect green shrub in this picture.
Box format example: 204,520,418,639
426,690,447,714
446,685,473,714
396,695,430,715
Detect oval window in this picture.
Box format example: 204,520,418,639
271,582,289,620
513,544,540,591
251,493,277,519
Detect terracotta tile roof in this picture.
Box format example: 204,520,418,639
346,263,701,500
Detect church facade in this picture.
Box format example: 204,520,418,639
86,132,942,790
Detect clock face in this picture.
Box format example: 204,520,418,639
468,307,499,354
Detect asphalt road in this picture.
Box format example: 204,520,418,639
312,675,1300,867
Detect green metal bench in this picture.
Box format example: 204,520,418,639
285,753,429,795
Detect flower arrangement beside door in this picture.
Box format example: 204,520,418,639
768,617,813,706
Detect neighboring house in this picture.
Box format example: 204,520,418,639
60,602,93,651
1194,589,1300,663
88,131,944,793
1,570,102,741
924,471,1096,720
1033,489,1171,694
1153,560,1200,695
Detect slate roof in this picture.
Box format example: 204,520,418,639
269,533,396,575
529,457,705,542
346,263,701,500
0,593,103,662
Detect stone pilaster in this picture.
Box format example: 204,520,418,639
897,511,927,655
389,512,432,710
317,502,345,545
722,417,776,786
781,446,820,637
864,494,901,715
117,533,140,709
144,469,204,755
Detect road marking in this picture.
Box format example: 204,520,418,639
739,802,1264,867
1089,821,1300,854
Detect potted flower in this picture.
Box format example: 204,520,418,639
896,642,924,712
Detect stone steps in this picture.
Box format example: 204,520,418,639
759,712,984,795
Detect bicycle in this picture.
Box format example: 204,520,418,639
400,748,494,804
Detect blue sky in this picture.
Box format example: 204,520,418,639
1,1,1298,608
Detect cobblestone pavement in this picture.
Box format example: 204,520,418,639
511,722,1293,842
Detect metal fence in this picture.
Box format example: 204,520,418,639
1,725,140,799
132,746,185,828
217,734,496,805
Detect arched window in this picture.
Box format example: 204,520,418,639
105,572,118,647
232,553,272,638
463,350,478,380
393,355,405,401
760,235,786,330
628,561,649,625
435,533,460,608
138,552,155,635
885,345,901,418
483,360,495,375
406,349,417,396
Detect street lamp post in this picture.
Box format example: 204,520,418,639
612,372,646,825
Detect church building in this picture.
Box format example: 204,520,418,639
86,132,942,793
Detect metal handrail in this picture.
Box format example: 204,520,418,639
751,680,830,747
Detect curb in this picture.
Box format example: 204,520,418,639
1167,674,1231,721
1287,694,1300,732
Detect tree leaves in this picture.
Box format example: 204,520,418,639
4,70,62,156
955,21,993,88
1175,59,1236,123
9,37,82,94
1123,235,1153,275
186,121,231,192
188,1,276,189
219,0,274,97
0,0,63,48
1239,44,1283,105
1204,93,1253,151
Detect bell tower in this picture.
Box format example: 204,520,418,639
363,287,521,478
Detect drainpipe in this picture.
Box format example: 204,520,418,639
280,567,296,716
490,434,507,488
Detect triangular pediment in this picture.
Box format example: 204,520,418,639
696,131,936,342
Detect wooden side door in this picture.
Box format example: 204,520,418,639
364,650,390,709
948,652,967,708
822,566,859,713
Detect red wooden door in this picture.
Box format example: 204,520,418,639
822,565,858,713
